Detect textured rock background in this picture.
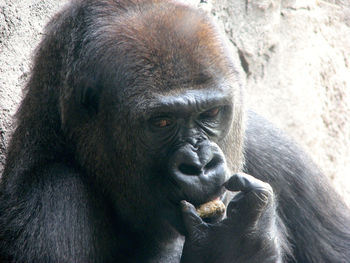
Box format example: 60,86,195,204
1,0,349,204
209,0,350,205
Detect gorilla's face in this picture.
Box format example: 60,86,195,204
141,89,233,205
141,88,234,224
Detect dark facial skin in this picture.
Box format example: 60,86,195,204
143,89,233,206
133,88,233,232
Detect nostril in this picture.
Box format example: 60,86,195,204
178,163,202,176
205,156,221,171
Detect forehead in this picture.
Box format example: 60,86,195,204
99,1,237,93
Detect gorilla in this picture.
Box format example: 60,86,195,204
0,0,349,262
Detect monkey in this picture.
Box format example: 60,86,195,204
0,0,349,262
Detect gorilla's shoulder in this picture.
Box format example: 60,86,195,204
243,110,320,188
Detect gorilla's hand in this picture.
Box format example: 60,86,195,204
180,173,281,263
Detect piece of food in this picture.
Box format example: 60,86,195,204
196,199,226,219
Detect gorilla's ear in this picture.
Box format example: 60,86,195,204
80,84,100,115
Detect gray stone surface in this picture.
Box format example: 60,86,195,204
1,0,349,204
210,0,350,204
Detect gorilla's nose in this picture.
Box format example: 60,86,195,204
168,142,227,205
171,143,224,177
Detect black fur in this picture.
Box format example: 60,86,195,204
244,111,350,262
0,0,349,262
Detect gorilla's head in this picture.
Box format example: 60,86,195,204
59,0,244,234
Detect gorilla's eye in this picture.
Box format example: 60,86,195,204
150,118,173,128
200,107,221,119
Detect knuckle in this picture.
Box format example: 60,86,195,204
262,182,274,196
254,187,274,204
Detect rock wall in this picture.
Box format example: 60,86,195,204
209,0,350,203
1,0,349,204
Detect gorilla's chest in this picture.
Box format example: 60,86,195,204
149,236,184,263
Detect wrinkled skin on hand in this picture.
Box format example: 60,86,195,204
180,173,281,263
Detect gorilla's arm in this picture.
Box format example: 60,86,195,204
244,110,350,262
0,164,119,263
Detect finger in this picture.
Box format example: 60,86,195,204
224,174,274,225
227,188,272,217
180,200,207,236
224,173,273,194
